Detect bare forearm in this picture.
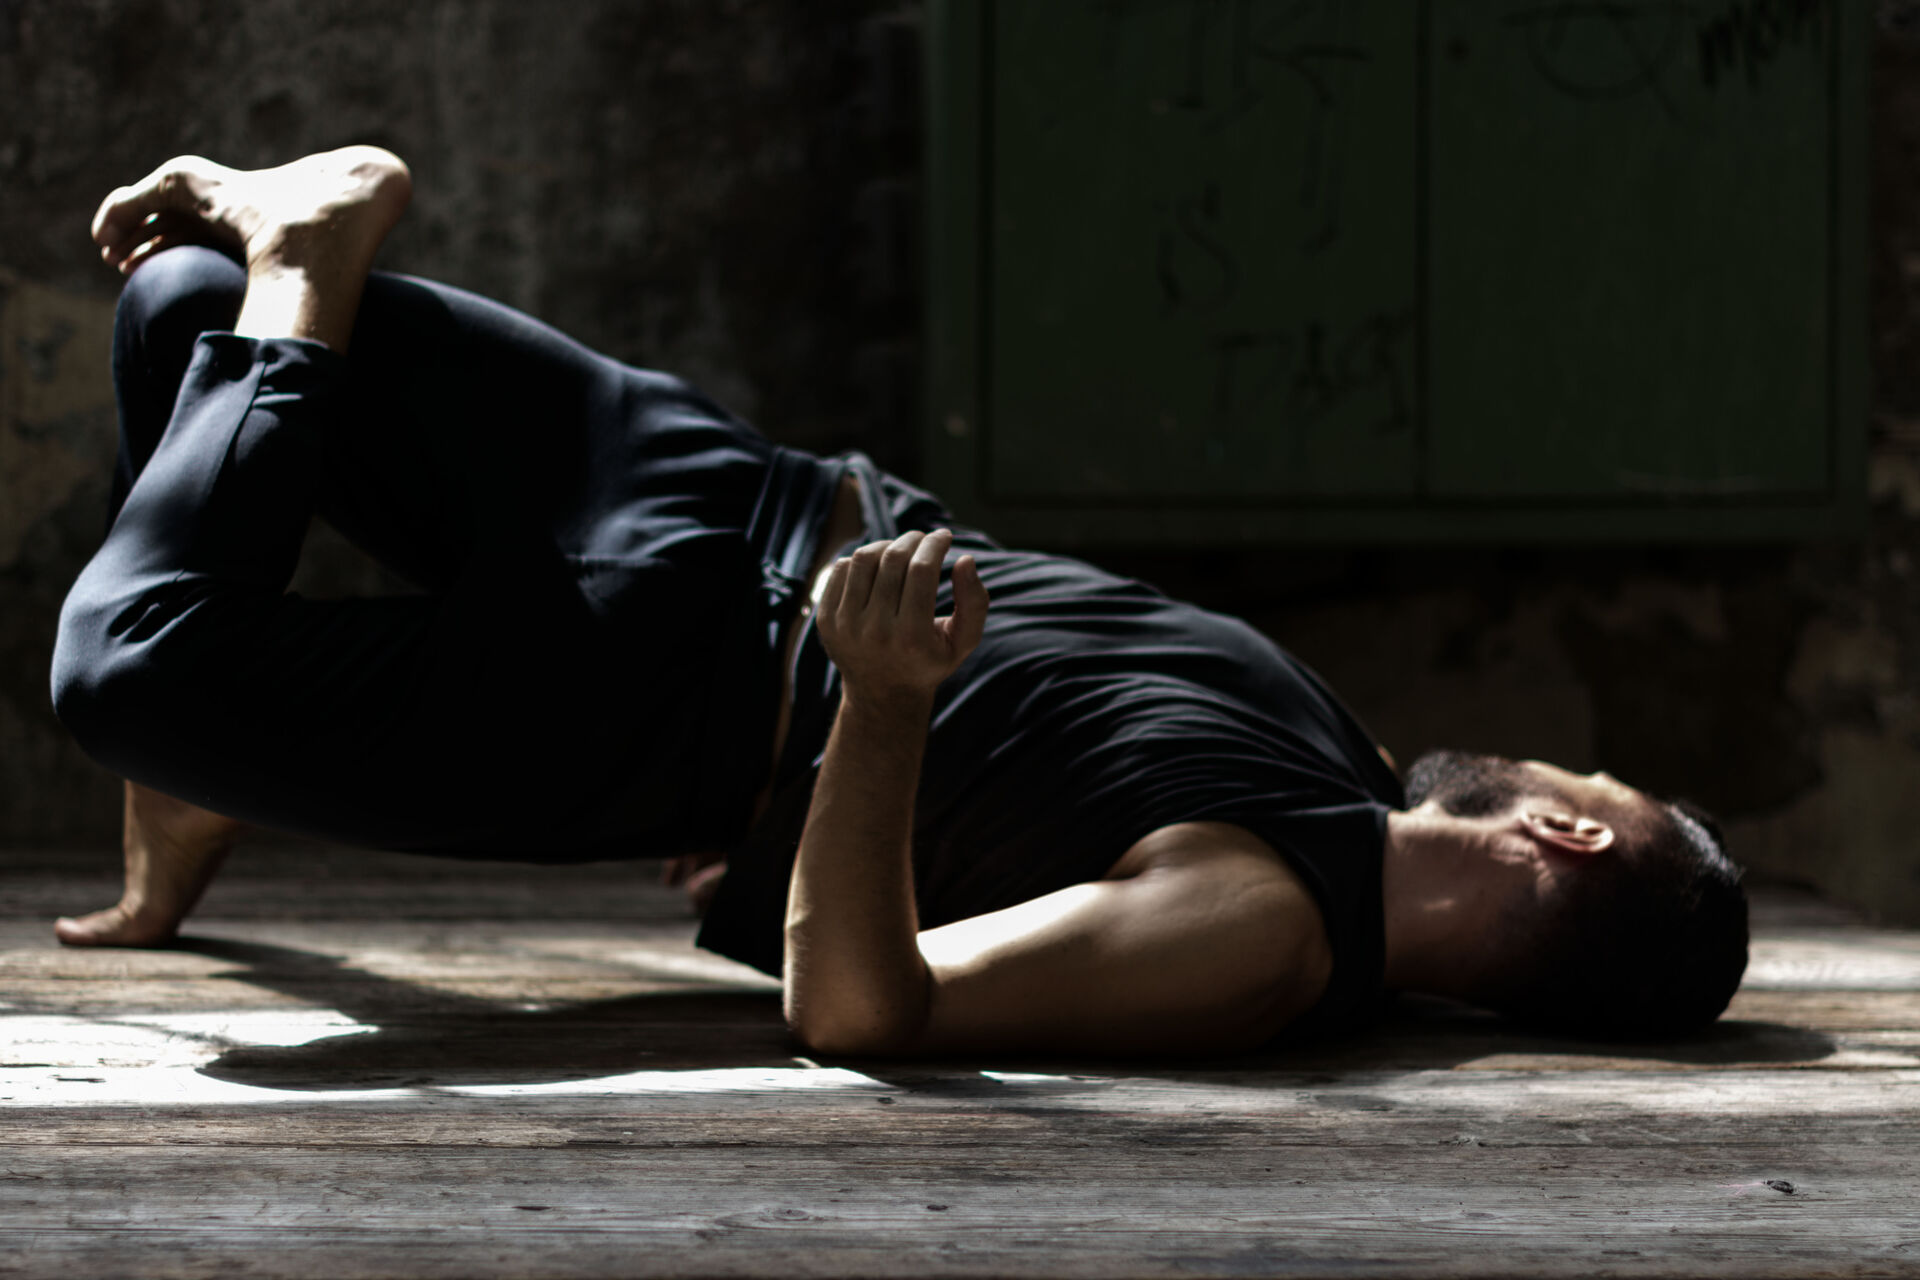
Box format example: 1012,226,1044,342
783,689,935,1053
786,522,988,1053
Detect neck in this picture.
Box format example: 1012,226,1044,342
1380,809,1487,1000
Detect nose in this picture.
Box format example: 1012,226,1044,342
1589,770,1639,799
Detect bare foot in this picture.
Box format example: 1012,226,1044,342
54,782,244,947
91,145,412,280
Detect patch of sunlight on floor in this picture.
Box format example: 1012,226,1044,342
4,1010,374,1068
1744,937,1920,989
435,1067,893,1098
0,1008,902,1106
0,1063,908,1107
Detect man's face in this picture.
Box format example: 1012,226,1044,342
1405,749,1662,831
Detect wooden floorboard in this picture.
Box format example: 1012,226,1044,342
3,845,1919,1278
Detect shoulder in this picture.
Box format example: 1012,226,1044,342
1107,821,1335,1041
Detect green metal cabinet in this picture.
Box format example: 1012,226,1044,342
925,1,1866,545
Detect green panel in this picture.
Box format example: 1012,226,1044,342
926,1,1866,546
1427,2,1835,501
983,1,1420,500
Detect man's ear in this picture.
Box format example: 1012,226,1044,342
1520,809,1614,856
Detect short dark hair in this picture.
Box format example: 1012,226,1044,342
1475,799,1750,1039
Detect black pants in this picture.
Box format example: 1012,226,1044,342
51,246,856,861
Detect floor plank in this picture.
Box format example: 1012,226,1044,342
3,1144,1915,1279
4,849,1919,1278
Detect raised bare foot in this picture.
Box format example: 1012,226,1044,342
91,145,412,279
54,782,244,947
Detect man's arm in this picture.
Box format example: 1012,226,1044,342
782,530,1333,1058
908,821,1331,1056
781,528,973,1054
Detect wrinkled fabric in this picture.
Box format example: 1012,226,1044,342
54,246,843,860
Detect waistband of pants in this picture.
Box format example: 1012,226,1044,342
683,443,850,846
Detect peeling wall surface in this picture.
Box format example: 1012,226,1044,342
4,1,1920,923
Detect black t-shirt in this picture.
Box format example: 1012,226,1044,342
696,461,1405,1039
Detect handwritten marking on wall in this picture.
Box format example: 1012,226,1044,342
1210,310,1416,438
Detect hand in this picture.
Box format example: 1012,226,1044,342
815,528,989,704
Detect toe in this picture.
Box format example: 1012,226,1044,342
53,913,108,946
93,178,175,250
90,157,224,259
54,906,169,948
90,185,132,245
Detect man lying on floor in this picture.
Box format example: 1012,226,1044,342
48,147,1749,1056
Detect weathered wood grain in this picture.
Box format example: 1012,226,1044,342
3,1111,1916,1159
1,1143,1914,1280
4,866,1918,1279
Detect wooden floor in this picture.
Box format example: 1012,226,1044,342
3,845,1919,1279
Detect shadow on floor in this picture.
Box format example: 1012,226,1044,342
178,936,1838,1092
1223,993,1843,1072
179,935,797,1089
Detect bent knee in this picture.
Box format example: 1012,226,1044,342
50,605,125,754
116,245,246,354
49,591,175,771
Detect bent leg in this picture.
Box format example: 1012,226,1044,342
105,244,475,592
107,245,247,527
53,323,625,853
52,150,629,943
60,244,481,947
65,247,259,946
54,147,790,948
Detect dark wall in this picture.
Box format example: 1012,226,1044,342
4,1,1919,921
0,0,912,844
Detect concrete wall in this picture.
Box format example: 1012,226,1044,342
4,1,1920,922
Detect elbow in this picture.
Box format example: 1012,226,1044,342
790,1023,918,1059
789,1020,889,1058
785,994,928,1059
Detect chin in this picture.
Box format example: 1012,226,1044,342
1403,749,1527,818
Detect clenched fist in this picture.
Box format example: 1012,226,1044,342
815,528,989,704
